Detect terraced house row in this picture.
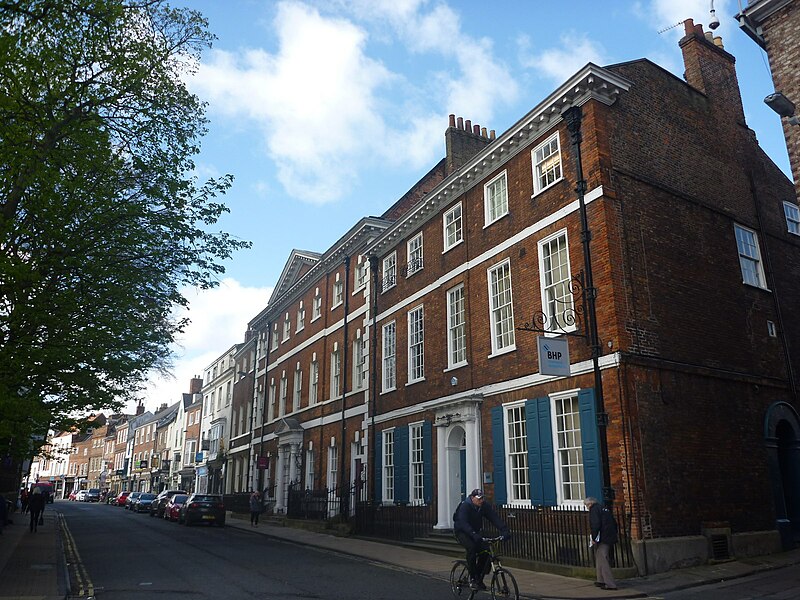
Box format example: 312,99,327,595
214,19,800,576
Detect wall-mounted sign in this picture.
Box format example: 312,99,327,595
537,336,571,376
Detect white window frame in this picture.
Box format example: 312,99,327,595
734,223,767,289
382,321,396,392
309,360,319,405
488,259,516,355
505,402,530,504
382,429,395,504
331,350,341,397
279,374,287,417
327,444,338,490
443,202,463,252
355,258,368,290
446,284,467,368
271,323,279,350
484,170,509,226
296,302,305,332
312,290,322,321
550,391,586,506
305,447,315,489
410,422,424,505
353,337,366,390
282,313,291,342
532,132,563,196
382,252,397,292
268,380,276,422
407,233,424,277
538,229,576,335
333,278,344,308
783,201,800,236
293,366,302,412
407,305,425,383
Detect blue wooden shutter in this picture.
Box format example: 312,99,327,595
374,431,383,503
525,400,543,505
578,388,603,501
491,406,507,506
537,398,557,506
422,420,433,504
394,425,409,504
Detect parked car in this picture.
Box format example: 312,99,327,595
85,488,101,502
125,492,142,510
114,491,130,506
150,489,187,518
178,493,226,526
134,493,157,513
75,490,88,502
164,494,188,521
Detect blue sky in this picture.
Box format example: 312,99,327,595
135,0,790,412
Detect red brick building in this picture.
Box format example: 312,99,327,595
240,21,800,574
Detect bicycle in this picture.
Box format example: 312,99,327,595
449,536,519,600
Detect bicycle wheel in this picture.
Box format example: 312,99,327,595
491,568,519,600
449,560,470,598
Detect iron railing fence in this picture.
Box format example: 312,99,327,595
222,492,251,514
353,502,634,569
352,502,437,541
286,482,367,520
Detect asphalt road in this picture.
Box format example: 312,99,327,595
652,566,800,600
58,501,453,600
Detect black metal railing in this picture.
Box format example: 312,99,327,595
286,482,367,521
353,502,436,541
223,492,251,514
352,502,634,569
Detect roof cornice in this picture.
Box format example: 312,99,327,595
737,0,794,47
365,63,631,257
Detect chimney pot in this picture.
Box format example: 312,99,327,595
683,18,695,36
449,114,456,127
713,36,724,48
490,130,496,139
704,31,714,43
473,124,480,135
457,116,463,129
481,126,487,138
465,119,472,132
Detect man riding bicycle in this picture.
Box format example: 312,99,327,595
453,489,511,591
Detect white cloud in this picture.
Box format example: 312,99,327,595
131,279,272,414
190,1,517,203
520,33,608,83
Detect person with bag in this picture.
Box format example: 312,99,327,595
453,489,511,591
28,486,45,533
584,496,619,591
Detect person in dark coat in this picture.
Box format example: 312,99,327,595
28,486,46,533
585,496,619,591
249,490,261,527
453,489,511,591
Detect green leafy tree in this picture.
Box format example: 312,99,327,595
0,0,250,458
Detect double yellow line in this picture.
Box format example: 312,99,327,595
58,513,95,598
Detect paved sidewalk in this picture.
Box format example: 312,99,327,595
225,515,800,600
2,503,800,600
0,508,64,600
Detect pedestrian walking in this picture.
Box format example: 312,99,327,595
20,487,29,514
28,486,46,533
249,490,261,527
584,497,619,591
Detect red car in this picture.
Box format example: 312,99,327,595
114,491,130,506
164,494,188,521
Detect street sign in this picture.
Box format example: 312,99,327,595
537,336,571,376
257,456,268,469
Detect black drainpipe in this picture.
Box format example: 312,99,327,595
368,255,380,504
339,256,351,514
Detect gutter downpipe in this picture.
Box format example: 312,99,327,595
339,256,351,517
368,256,380,504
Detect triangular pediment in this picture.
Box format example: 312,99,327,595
274,417,303,435
270,250,321,304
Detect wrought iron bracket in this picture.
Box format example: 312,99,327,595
516,270,589,340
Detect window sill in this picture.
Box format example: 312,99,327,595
406,378,425,386
483,212,509,229
442,239,464,254
743,281,771,293
488,345,517,359
381,284,396,294
406,269,423,279
531,175,563,199
296,326,304,334
443,362,468,372
380,387,397,395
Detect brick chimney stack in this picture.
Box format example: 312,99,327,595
680,18,746,127
189,376,203,395
135,401,144,416
445,113,495,175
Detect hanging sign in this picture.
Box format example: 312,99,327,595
537,336,571,376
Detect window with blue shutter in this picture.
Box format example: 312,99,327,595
422,420,433,504
526,398,557,506
491,406,507,505
394,425,409,504
578,388,603,501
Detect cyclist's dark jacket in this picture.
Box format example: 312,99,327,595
453,499,509,543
